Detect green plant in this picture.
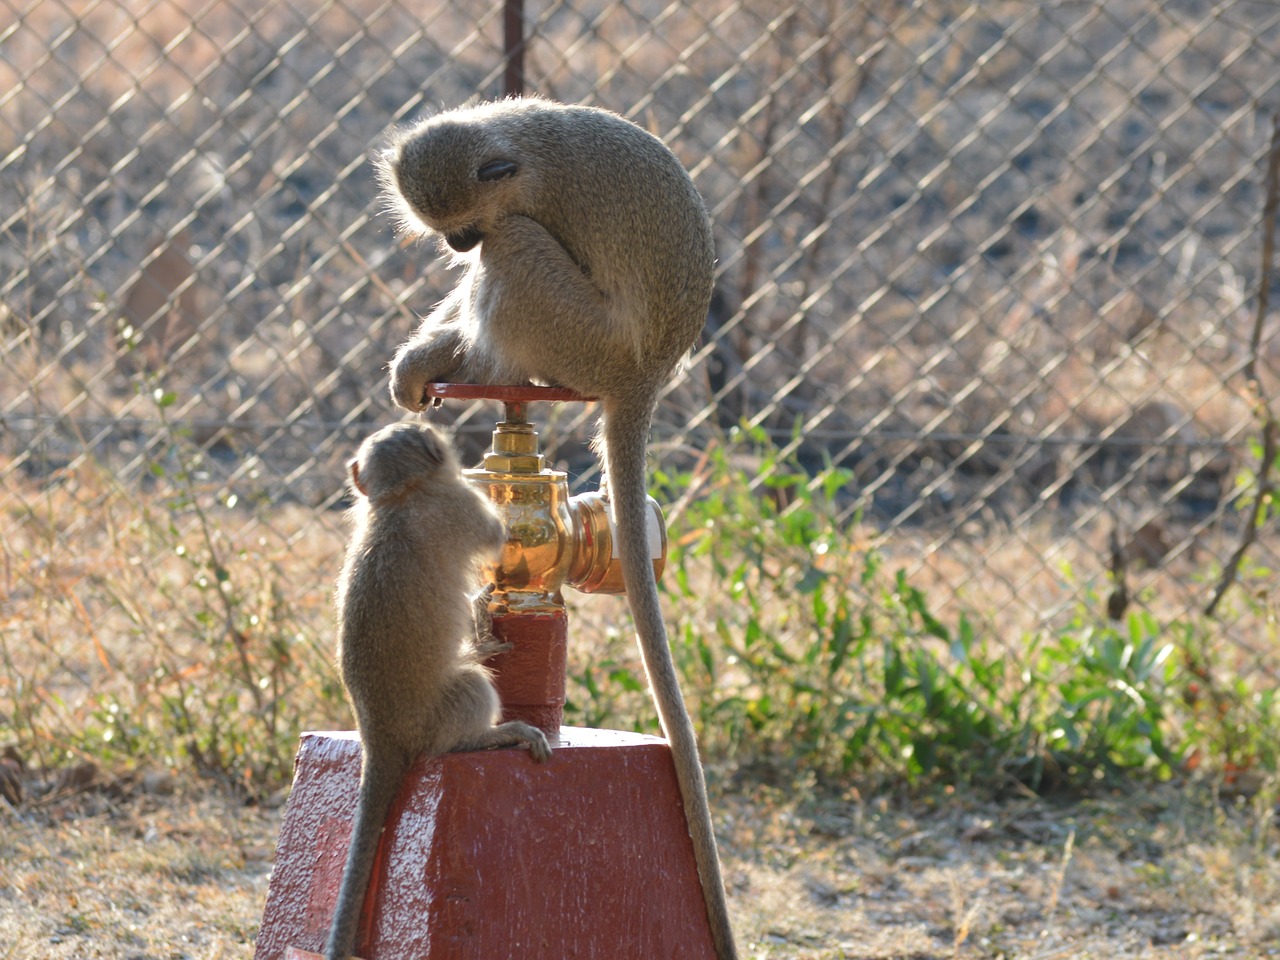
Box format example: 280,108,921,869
1029,605,1180,784
0,383,347,793
110,385,345,790
624,426,1258,793
7,413,1277,799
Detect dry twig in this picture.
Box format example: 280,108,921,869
1205,114,1280,618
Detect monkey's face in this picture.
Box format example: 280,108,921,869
378,118,523,251
349,421,458,501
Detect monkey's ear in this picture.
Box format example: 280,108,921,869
349,459,370,497
418,432,447,466
477,159,518,182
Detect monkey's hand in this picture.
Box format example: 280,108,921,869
468,585,512,659
389,295,469,411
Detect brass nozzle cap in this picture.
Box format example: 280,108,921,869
485,420,544,473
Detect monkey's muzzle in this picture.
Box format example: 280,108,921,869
445,225,484,252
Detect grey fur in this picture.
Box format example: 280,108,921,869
326,420,552,960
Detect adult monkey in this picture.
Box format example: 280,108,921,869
380,97,736,960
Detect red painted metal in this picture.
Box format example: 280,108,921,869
253,729,717,960
484,610,567,735
423,382,597,403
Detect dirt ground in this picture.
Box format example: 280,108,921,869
2,765,1279,960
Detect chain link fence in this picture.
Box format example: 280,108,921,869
3,0,1279,726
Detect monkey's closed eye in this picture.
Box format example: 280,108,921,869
477,159,518,182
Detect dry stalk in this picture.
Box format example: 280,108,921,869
1043,827,1075,930
1205,114,1280,617
949,871,981,955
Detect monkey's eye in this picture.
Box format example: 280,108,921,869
477,159,518,182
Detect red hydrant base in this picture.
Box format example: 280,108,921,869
253,728,718,960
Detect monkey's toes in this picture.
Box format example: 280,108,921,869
528,735,553,762
473,639,513,658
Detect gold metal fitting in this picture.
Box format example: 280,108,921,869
465,401,573,614
566,489,667,595
482,409,546,474
463,396,669,607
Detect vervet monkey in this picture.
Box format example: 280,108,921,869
326,420,552,960
378,97,735,960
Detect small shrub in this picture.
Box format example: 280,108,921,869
0,385,348,793
603,425,1277,794
6,416,1277,798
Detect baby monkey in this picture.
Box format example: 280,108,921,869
326,420,551,960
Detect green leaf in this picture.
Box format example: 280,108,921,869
796,565,827,594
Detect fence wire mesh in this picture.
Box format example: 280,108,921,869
3,0,1279,739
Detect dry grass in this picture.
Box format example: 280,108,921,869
3,774,1279,959
0,450,349,785
720,782,1280,959
0,782,275,960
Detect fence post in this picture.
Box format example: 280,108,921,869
503,0,525,96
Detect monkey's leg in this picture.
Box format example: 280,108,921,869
433,664,553,761
473,214,622,390
465,720,553,762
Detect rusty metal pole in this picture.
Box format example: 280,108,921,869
503,0,525,97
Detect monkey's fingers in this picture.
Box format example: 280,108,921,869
472,638,513,658
491,721,553,762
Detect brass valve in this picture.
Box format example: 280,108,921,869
448,389,667,609
464,400,574,614
566,489,666,595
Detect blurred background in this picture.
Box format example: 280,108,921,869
2,0,1278,785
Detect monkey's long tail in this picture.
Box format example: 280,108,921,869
325,750,408,960
603,397,739,960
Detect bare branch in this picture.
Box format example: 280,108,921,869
1204,114,1280,618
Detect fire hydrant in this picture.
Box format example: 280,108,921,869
253,385,717,960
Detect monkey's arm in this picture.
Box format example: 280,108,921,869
389,289,469,411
